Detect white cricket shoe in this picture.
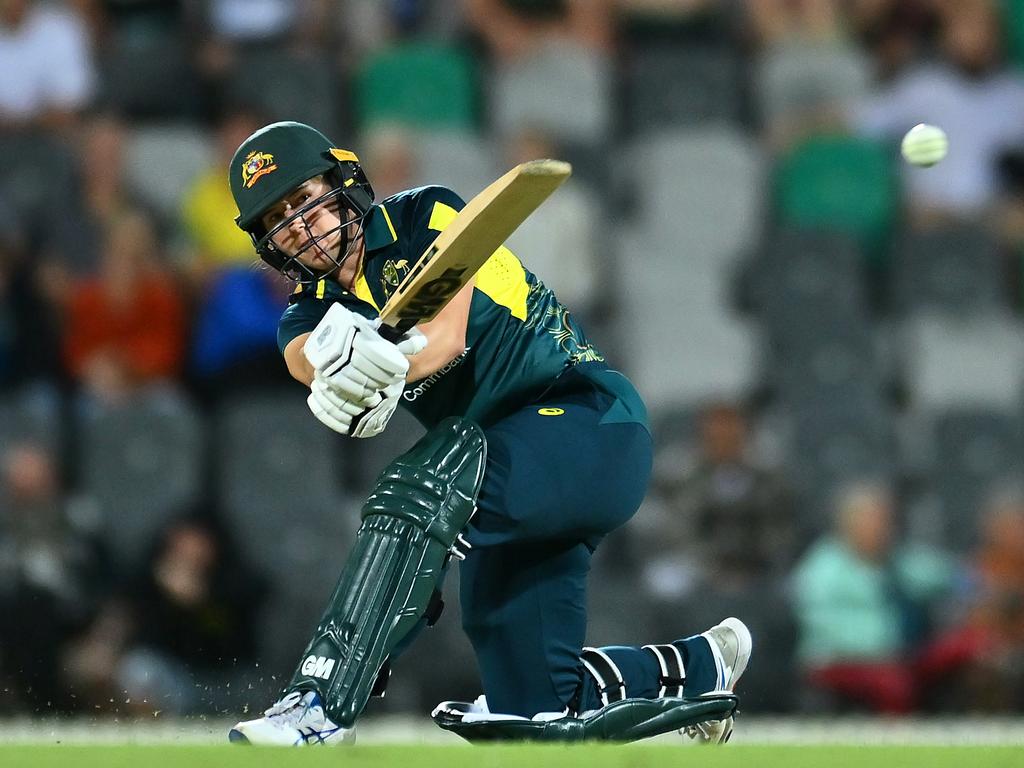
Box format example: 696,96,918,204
228,690,354,746
684,616,752,744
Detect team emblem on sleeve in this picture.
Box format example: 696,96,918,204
242,150,278,188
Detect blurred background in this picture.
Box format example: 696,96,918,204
2,0,1024,724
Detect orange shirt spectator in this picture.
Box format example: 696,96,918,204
64,211,185,401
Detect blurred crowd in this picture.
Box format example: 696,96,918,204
3,0,1024,718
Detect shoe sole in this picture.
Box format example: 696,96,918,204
228,729,251,745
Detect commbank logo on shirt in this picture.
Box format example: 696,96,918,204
403,348,470,402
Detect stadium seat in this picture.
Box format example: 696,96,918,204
746,228,865,318
215,391,358,674
124,125,214,223
355,42,478,132
407,131,499,198
923,408,1024,551
228,49,339,137
0,134,76,225
78,391,203,572
774,134,897,260
618,130,763,408
754,41,870,134
617,228,757,410
889,224,1005,317
903,312,1024,411
215,392,355,571
625,128,765,267
768,331,881,405
98,35,200,120
783,397,895,531
0,386,61,453
624,44,745,133
490,40,611,145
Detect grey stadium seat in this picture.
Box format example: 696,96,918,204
98,35,200,119
124,125,214,222
407,131,500,200
785,397,895,530
625,128,765,265
748,229,865,320
748,229,880,404
490,40,612,146
890,224,1004,316
78,392,203,571
0,387,61,453
215,392,356,572
903,312,1024,412
625,44,745,134
217,392,358,673
925,408,1024,551
754,41,870,134
228,50,339,139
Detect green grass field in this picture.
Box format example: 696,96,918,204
1,745,1021,768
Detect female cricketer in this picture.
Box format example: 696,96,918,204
224,121,751,746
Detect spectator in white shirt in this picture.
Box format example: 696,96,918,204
0,0,95,132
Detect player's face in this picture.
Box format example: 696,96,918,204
261,176,355,269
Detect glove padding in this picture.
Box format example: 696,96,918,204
303,303,427,403
307,373,404,438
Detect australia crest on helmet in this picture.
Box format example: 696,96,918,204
241,150,278,189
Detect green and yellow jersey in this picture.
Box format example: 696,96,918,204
278,185,647,431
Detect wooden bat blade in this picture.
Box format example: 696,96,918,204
379,159,571,332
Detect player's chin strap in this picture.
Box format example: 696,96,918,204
284,417,487,727
431,694,738,743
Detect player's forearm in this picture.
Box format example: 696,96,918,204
406,331,467,383
405,281,473,383
284,333,315,386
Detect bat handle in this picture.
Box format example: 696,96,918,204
378,319,414,344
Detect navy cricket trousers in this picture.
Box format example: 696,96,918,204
459,374,653,717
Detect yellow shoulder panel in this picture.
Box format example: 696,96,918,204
476,246,528,321
428,200,459,232
426,201,527,321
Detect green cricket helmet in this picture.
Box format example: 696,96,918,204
229,121,375,283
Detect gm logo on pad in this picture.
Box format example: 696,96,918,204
301,655,337,680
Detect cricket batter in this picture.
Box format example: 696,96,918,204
225,122,751,745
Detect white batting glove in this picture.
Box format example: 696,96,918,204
306,372,365,435
303,303,426,403
307,373,402,438
349,380,403,439
390,326,428,357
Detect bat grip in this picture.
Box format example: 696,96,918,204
378,320,414,344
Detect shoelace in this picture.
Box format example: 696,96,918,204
264,691,310,722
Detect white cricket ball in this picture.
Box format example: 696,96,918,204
900,123,948,167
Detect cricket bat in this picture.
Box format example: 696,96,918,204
376,159,572,341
